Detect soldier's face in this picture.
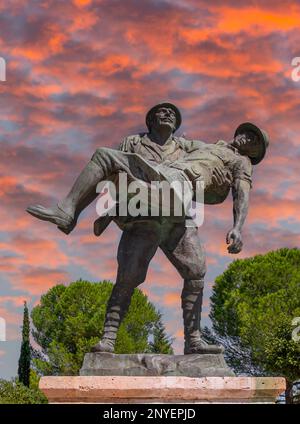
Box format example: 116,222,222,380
151,107,177,132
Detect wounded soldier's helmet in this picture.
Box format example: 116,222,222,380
234,122,269,165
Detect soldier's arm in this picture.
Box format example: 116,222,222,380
226,179,251,254
119,134,141,152
232,179,250,232
177,137,207,152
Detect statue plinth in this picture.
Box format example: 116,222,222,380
39,352,285,404
80,352,234,377
39,375,286,404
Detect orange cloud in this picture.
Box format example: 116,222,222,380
9,236,69,268
217,6,300,33
20,269,69,295
70,10,99,31
73,0,93,8
0,175,18,197
163,292,181,306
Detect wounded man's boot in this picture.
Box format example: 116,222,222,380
26,203,75,234
26,158,106,234
181,279,224,354
91,284,134,353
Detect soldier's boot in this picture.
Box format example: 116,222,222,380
182,279,224,354
91,285,134,353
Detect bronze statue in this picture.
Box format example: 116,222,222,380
27,102,269,355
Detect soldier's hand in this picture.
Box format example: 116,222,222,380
212,166,232,186
226,228,243,254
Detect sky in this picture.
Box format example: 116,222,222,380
1,0,300,379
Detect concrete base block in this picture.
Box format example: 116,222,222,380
80,352,234,377
39,376,286,404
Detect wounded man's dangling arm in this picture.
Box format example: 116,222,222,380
226,179,251,254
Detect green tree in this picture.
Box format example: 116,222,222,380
0,379,47,404
18,301,31,387
208,248,300,402
31,280,173,375
149,312,174,354
202,327,265,376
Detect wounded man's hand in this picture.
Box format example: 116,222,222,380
226,228,243,254
212,166,232,186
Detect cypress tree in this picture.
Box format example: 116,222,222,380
18,301,31,387
149,312,174,354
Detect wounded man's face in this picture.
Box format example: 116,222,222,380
233,131,261,158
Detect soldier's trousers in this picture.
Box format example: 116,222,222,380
102,219,206,345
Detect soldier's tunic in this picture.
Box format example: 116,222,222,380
118,133,252,206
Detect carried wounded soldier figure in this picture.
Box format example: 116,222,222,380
27,103,269,354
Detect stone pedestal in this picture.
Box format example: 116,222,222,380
39,353,285,403
39,376,286,404
80,352,234,377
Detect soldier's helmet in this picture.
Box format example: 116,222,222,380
234,122,269,165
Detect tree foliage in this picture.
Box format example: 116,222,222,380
31,280,173,375
0,379,47,404
17,301,31,387
202,327,265,376
149,312,174,354
208,248,300,401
